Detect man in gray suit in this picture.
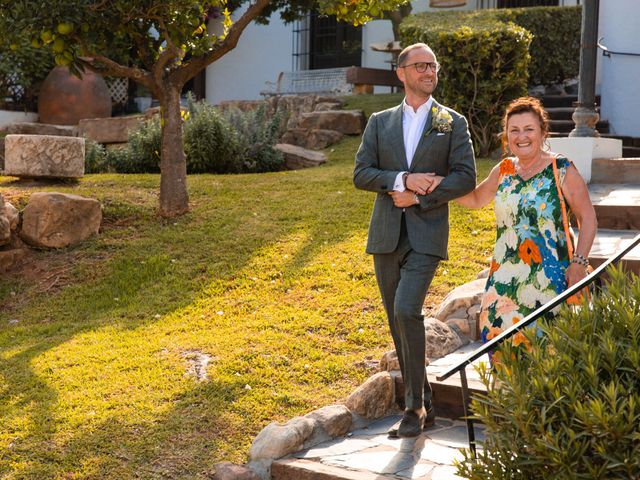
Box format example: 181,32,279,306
353,43,476,437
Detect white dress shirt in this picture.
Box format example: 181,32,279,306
394,96,434,192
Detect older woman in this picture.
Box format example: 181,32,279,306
429,97,597,357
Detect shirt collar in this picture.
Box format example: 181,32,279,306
402,97,435,116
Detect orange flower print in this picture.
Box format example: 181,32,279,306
518,239,542,265
486,327,503,340
500,159,515,176
490,260,500,274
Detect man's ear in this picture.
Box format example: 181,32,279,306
396,68,405,83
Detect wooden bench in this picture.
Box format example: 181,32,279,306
346,66,403,94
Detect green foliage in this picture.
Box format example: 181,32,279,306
458,265,640,479
0,39,54,110
88,100,284,174
494,6,581,86
401,12,531,156
223,104,284,173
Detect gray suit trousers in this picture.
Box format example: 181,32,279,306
373,217,440,411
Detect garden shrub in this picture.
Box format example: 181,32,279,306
400,13,531,156
457,265,640,479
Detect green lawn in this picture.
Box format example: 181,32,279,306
0,94,496,479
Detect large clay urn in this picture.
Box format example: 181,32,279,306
38,66,112,125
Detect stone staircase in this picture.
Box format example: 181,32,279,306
542,94,640,158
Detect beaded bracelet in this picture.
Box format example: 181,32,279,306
570,254,589,267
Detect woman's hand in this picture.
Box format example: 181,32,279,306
566,262,588,288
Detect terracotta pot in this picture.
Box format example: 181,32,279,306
38,66,112,125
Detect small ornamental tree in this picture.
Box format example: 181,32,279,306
0,0,407,217
457,265,640,479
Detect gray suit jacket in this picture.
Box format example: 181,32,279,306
353,100,476,258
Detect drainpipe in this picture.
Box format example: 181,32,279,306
570,0,600,137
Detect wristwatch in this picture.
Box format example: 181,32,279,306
414,193,419,205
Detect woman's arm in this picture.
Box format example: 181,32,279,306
562,163,598,287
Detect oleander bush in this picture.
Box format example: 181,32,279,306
400,13,531,156
457,265,640,479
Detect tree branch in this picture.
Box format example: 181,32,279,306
175,0,272,85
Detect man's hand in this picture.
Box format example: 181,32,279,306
389,191,419,208
426,175,444,194
406,173,437,195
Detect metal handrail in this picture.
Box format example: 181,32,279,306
598,38,640,58
437,232,640,456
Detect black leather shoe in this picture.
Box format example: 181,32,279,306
397,409,425,438
388,405,435,438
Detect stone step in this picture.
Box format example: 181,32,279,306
623,146,640,158
540,94,579,108
549,119,609,134
591,157,640,184
546,106,578,121
589,184,640,230
589,229,640,275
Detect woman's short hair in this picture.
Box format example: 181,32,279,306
501,96,550,154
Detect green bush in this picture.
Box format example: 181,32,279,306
494,6,581,86
183,98,242,174
0,40,54,111
223,104,284,173
86,98,284,174
400,13,531,156
457,266,640,479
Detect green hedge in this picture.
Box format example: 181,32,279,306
400,13,531,156
457,266,640,479
495,6,581,86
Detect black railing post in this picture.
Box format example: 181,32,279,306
459,367,477,458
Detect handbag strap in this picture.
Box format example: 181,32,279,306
551,155,574,259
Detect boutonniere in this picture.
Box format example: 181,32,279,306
428,107,453,135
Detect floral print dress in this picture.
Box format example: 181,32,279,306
479,155,572,358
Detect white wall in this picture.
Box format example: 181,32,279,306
205,9,293,105
598,0,640,136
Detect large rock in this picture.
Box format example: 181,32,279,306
249,416,314,461
4,134,85,179
19,192,101,249
0,195,11,245
298,110,366,135
78,115,145,144
1,122,79,137
344,371,394,419
379,350,400,372
305,404,352,438
280,128,343,150
425,317,463,359
274,143,327,170
212,462,260,480
434,279,486,321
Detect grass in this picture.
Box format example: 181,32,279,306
0,93,496,479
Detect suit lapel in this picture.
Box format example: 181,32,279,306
388,104,408,169
410,99,439,171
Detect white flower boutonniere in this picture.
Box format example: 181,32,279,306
429,107,453,135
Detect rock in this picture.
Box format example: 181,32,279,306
212,462,260,480
477,267,490,279
305,404,352,438
0,136,4,171
434,279,486,321
544,83,565,96
274,143,327,170
249,416,314,461
78,115,145,144
280,128,343,150
425,317,463,359
1,122,79,137
445,316,471,336
379,350,400,372
0,249,27,271
4,134,85,179
19,192,101,249
345,371,394,419
3,200,19,232
298,110,366,135
314,102,343,111
0,196,11,245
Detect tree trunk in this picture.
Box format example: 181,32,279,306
158,83,189,217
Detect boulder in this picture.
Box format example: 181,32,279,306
425,317,463,359
305,404,352,438
249,416,314,461
0,195,11,245
379,350,400,372
212,462,260,480
298,110,366,135
314,102,343,112
434,279,486,321
4,200,19,232
274,143,327,170
280,128,343,150
19,192,101,249
344,371,394,419
4,134,85,179
1,122,79,137
78,115,145,144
